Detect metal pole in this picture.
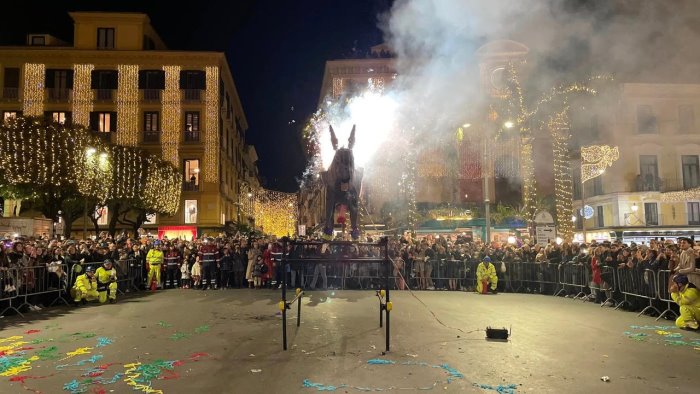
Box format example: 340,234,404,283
282,239,288,350
581,179,586,243
297,289,301,327
384,238,390,352
83,198,88,239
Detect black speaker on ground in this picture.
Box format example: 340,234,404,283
485,326,510,341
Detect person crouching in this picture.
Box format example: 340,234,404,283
670,274,700,330
476,256,498,294
96,259,118,304
72,266,98,305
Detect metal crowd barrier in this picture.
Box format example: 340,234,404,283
586,265,617,307
615,268,661,317
555,263,589,299
655,270,678,321
1,267,22,317
15,264,71,310
505,262,560,295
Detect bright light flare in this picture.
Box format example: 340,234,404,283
504,121,514,129
317,90,397,170
507,236,516,244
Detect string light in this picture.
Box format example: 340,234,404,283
22,63,45,116
0,116,181,216
581,145,619,183
204,66,219,182
332,78,343,98
116,64,139,146
161,65,181,167
550,111,574,241
660,187,700,202
72,64,94,127
253,189,298,236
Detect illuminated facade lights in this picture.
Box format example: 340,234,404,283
116,64,140,146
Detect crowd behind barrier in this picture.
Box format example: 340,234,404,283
2,232,699,324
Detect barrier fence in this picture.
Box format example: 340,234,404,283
0,257,682,322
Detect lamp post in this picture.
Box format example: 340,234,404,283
580,145,620,243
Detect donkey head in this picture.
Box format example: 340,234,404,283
329,125,356,150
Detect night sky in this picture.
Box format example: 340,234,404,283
0,0,392,192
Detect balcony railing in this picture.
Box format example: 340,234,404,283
47,88,72,102
1,87,18,101
184,131,200,142
183,182,199,192
92,131,111,142
634,175,662,192
95,89,114,102
143,130,161,143
182,89,202,102
142,89,161,102
633,176,699,193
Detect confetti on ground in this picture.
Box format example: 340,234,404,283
37,346,60,360
24,330,41,335
194,325,210,334
169,332,191,341
302,359,464,391
474,383,519,394
95,337,114,348
157,321,172,328
59,347,93,361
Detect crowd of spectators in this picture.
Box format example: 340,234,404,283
1,231,699,319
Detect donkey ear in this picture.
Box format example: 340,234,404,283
348,124,356,150
329,125,338,150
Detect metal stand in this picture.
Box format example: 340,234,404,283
280,237,391,352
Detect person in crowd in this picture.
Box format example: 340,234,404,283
180,256,191,289
246,241,261,289
252,254,264,289
219,246,234,289
670,274,700,330
232,245,246,288
95,259,118,304
199,237,219,290
146,241,164,290
675,237,700,288
71,266,98,305
476,256,498,294
164,244,181,289
191,256,202,289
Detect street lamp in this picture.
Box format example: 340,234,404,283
580,145,620,243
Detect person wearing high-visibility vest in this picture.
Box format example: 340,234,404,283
72,266,98,305
670,274,700,330
476,256,498,294
146,242,165,290
95,259,118,303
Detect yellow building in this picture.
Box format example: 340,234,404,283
0,12,256,239
574,83,700,243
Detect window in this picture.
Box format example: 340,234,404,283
179,70,206,89
90,112,116,133
3,68,19,88
95,206,109,226
682,155,700,189
688,202,700,225
639,155,659,191
30,35,46,46
97,28,115,49
3,111,19,122
185,112,200,131
637,105,657,133
184,159,200,191
144,112,159,131
184,200,198,224
50,111,70,124
596,206,604,228
592,177,603,196
90,70,118,89
45,69,74,100
144,213,157,225
679,105,695,133
644,202,659,226
138,70,165,89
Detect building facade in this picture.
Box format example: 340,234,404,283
0,12,256,239
574,83,700,243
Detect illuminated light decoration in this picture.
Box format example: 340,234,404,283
22,63,45,116
204,66,220,182
417,146,447,177
72,64,94,127
661,187,700,202
404,145,418,230
549,111,574,241
368,77,385,93
581,145,619,183
116,65,140,146
0,116,181,216
252,189,298,237
161,65,181,167
239,182,255,220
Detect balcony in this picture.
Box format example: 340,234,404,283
184,131,200,142
142,89,161,102
47,88,72,102
1,87,19,101
634,175,662,192
182,89,202,103
94,89,114,102
143,130,160,143
91,131,111,142
183,182,200,192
